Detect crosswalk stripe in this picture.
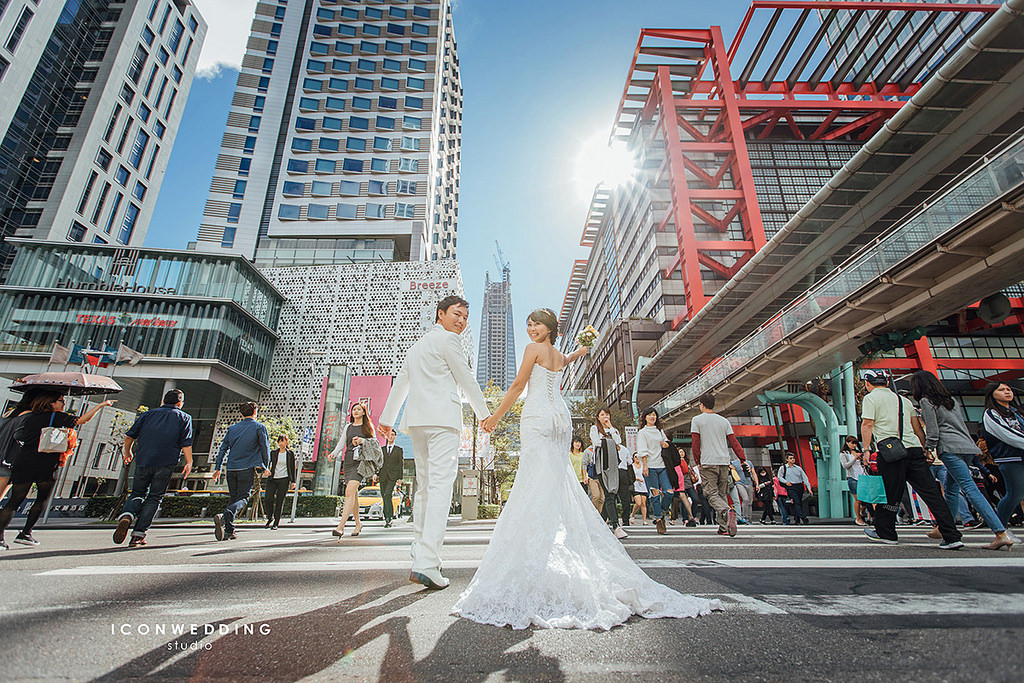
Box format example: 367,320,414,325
714,592,1024,616
37,556,1024,576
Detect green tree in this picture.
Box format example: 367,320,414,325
569,395,632,441
463,380,525,504
259,413,299,444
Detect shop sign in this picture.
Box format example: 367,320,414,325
56,278,177,295
400,277,459,293
75,313,179,328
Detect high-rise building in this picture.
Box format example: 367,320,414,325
475,254,515,390
0,0,207,275
195,0,462,265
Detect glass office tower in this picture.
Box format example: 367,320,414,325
0,0,206,276
196,0,462,265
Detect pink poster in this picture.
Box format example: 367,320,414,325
349,375,394,443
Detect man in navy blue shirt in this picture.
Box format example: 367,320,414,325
212,401,270,540
113,389,193,547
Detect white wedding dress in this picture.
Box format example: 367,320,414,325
452,363,721,630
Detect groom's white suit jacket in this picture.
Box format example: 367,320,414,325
380,324,489,432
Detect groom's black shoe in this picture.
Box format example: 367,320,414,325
410,568,450,590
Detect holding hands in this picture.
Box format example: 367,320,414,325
481,415,497,433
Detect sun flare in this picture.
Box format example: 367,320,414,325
573,134,637,199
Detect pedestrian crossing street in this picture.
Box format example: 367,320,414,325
29,520,1024,619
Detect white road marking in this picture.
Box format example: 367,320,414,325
739,592,1024,616
37,556,1024,576
8,589,1023,618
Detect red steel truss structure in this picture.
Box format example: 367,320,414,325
612,1,1000,330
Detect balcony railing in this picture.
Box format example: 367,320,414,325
653,131,1024,417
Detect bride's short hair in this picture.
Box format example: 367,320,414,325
527,308,558,343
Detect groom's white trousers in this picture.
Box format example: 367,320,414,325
407,425,460,572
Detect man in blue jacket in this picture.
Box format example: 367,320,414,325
212,401,270,541
113,389,193,547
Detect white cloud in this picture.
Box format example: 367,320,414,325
191,0,260,79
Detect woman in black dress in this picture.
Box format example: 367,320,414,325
0,391,113,549
327,402,377,538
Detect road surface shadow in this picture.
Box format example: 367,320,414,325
87,581,564,681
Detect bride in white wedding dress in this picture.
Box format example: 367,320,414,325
452,309,721,630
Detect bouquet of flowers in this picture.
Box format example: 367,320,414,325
576,325,599,348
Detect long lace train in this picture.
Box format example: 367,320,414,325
452,364,721,630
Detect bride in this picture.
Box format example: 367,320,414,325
452,308,720,630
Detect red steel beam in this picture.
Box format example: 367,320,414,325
657,65,707,319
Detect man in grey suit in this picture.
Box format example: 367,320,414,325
380,431,404,528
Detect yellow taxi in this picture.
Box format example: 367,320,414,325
357,486,402,520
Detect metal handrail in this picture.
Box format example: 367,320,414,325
654,131,1024,417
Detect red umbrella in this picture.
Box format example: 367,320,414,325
10,371,123,396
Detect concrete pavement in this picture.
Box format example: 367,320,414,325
1,517,1022,681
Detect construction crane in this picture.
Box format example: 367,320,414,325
494,241,510,282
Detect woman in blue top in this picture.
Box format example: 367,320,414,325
981,382,1024,535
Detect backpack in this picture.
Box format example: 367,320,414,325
0,413,23,467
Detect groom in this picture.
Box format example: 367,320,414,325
379,295,491,590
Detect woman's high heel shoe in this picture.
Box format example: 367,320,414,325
351,523,361,537
332,526,344,537
986,536,1013,551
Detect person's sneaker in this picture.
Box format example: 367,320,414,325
963,519,985,530
686,519,697,528
655,518,667,535
213,514,225,541
128,536,147,548
864,528,898,545
938,539,965,550
727,510,738,537
113,514,133,545
717,529,730,536
13,533,39,546
227,533,238,540
613,527,628,539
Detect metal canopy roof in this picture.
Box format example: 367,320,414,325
731,2,995,93
640,0,1024,394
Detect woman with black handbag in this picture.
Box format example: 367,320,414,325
0,391,113,549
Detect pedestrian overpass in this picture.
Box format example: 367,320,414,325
654,129,1024,516
639,0,1024,398
640,0,1024,518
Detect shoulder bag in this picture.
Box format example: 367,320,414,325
876,395,910,462
39,412,72,453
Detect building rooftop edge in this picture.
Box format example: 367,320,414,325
5,239,285,302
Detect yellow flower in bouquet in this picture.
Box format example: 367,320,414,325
576,325,599,348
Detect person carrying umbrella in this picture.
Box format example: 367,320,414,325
0,391,113,549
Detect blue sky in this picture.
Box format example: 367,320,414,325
147,0,749,357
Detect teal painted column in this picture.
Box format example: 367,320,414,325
758,390,844,519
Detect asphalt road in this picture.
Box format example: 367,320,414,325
1,517,1022,682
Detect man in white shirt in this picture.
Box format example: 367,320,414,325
691,393,747,537
860,371,961,548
